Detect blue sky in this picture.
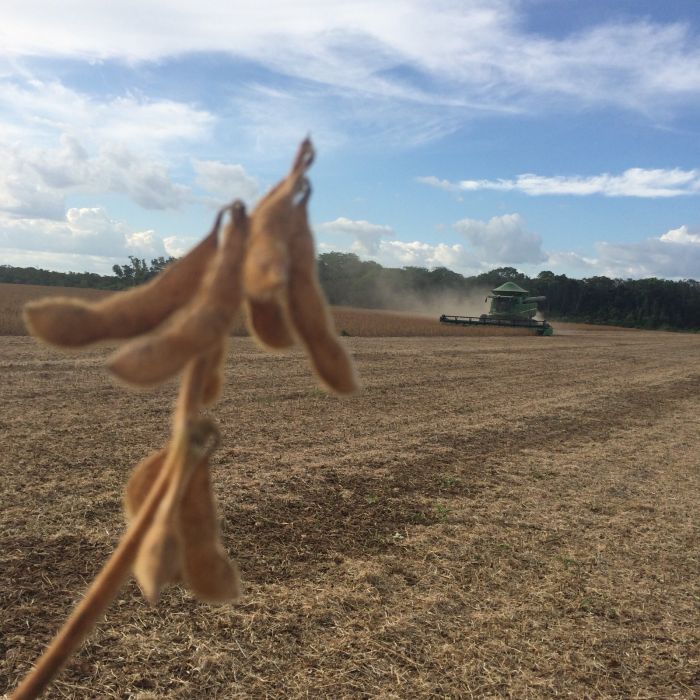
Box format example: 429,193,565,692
1,0,700,279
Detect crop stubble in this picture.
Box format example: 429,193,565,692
1,329,698,698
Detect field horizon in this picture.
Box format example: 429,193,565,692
1,281,643,339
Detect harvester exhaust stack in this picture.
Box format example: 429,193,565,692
440,282,554,335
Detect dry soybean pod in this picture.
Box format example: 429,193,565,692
132,346,222,600
124,449,168,521
109,202,249,387
245,297,295,349
243,138,315,301
124,446,238,602
179,453,240,602
23,210,225,348
125,343,222,522
133,417,219,603
286,180,358,394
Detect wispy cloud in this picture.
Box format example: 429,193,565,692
3,1,700,119
419,168,700,198
0,78,214,153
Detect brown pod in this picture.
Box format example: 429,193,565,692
132,419,218,603
286,181,358,394
243,138,315,301
109,203,249,387
179,454,240,603
124,449,168,521
23,210,225,347
132,515,183,604
245,297,295,350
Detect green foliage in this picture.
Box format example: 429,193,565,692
0,264,123,289
1,256,175,291
112,256,175,286
314,252,700,331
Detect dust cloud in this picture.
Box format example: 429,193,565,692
377,288,491,319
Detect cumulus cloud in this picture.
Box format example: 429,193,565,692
594,226,700,279
2,2,700,119
419,168,700,198
660,224,700,245
378,240,478,271
0,136,190,219
317,217,394,255
162,235,198,259
453,213,546,264
125,230,162,256
0,206,169,261
315,215,481,272
546,225,700,279
193,160,260,204
315,212,700,280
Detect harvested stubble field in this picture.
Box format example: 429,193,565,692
0,285,108,336
1,320,699,698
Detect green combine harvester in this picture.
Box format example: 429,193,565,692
440,281,554,335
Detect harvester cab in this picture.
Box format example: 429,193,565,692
440,281,554,335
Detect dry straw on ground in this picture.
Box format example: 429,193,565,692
11,139,357,699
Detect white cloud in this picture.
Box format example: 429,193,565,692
660,224,700,244
0,206,168,261
229,84,348,156
545,251,597,271
419,168,700,198
0,247,123,275
317,217,394,255
378,240,478,271
2,1,700,118
162,235,198,259
454,213,546,264
193,160,260,204
547,225,700,279
316,215,480,272
125,230,162,256
0,78,214,153
595,240,700,279
0,135,190,219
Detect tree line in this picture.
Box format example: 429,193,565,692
317,253,700,330
0,256,175,290
2,252,699,330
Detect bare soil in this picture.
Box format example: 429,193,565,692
1,328,699,698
